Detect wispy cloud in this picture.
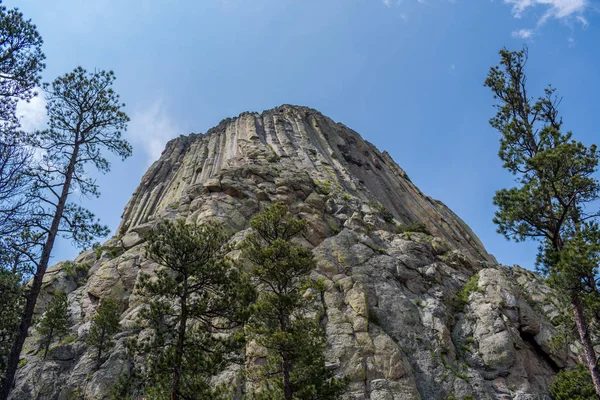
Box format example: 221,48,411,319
503,0,589,39
127,100,180,165
382,0,434,7
504,0,588,23
17,95,179,166
575,15,589,28
16,93,47,132
511,28,534,39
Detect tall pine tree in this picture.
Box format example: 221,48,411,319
87,298,120,369
37,291,70,359
241,203,346,400
485,47,600,397
0,4,45,379
1,67,131,398
135,219,252,399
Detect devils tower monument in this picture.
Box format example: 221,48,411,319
11,105,573,399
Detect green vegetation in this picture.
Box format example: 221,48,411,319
394,221,431,235
485,47,600,396
133,219,252,399
242,203,346,400
0,270,25,374
60,334,77,345
266,144,280,162
37,291,69,359
368,200,394,223
87,298,120,369
64,262,91,286
2,63,132,394
315,179,333,196
456,274,482,309
108,248,120,259
0,3,45,393
550,364,596,400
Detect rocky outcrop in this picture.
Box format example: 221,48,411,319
10,105,575,399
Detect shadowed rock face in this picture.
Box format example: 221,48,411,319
11,105,575,400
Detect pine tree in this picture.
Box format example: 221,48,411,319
0,3,45,128
87,298,120,369
0,270,24,373
550,364,597,400
484,47,600,396
135,219,252,399
37,291,69,359
241,203,346,400
0,1,45,268
1,67,131,398
0,3,44,381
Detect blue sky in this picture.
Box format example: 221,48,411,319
11,0,599,269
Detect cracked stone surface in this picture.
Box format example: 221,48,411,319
10,105,576,400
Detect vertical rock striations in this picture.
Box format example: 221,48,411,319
11,105,575,400
119,105,492,264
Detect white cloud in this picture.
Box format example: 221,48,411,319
511,28,534,38
127,100,180,165
16,93,47,132
382,0,431,7
576,15,589,27
503,0,589,39
504,0,588,23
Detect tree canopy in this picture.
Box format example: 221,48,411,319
485,46,600,397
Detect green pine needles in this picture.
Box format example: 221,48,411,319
0,270,25,372
37,291,69,359
112,205,346,399
485,46,600,397
87,298,120,369
134,219,252,399
550,364,597,400
242,203,346,400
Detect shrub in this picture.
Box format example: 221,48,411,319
368,200,394,223
394,221,431,235
315,180,332,195
549,364,596,400
456,274,483,309
108,247,121,259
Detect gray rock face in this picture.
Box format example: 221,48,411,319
11,105,574,399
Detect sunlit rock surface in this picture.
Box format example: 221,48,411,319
11,105,574,400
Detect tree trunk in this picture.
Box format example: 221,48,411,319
43,327,53,359
0,144,80,400
279,313,292,400
172,285,188,400
96,329,105,370
571,293,600,398
282,351,293,400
